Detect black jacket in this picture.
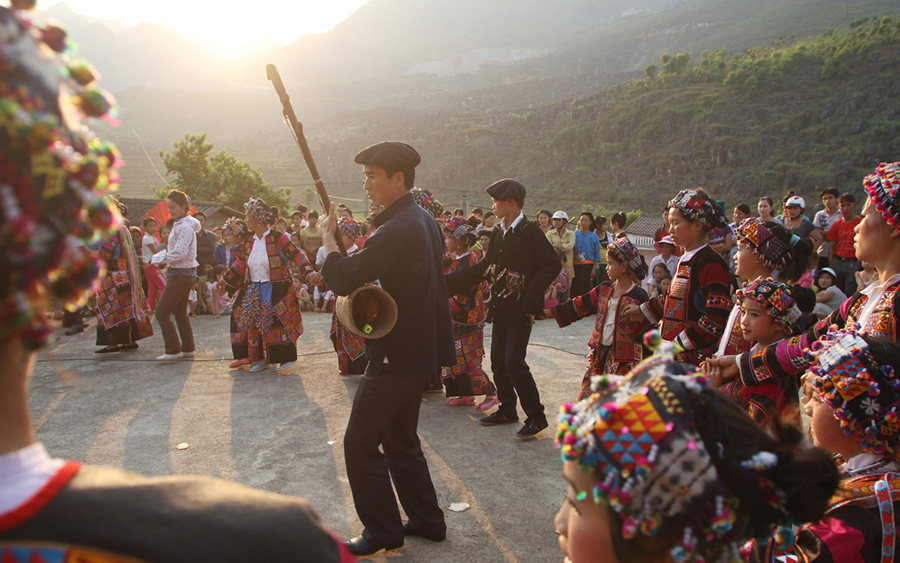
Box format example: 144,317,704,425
446,214,561,323
322,192,455,374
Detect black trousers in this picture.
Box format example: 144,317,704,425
490,316,546,422
572,263,595,297
344,364,445,545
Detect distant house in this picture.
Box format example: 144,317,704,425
119,198,243,229
624,214,665,264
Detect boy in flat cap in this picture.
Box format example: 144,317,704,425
445,179,561,439
0,4,351,562
320,141,455,556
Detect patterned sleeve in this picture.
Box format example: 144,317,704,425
552,284,600,328
673,259,732,352
277,232,313,279
641,291,666,324
97,231,121,262
223,241,249,292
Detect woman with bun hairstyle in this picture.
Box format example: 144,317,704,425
555,346,840,563
750,330,900,563
223,198,322,373
550,237,648,400
609,211,628,239
623,188,733,364
150,190,202,361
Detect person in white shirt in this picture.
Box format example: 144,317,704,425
141,217,167,311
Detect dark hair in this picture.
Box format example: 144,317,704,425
759,196,774,207
595,215,608,228
579,211,596,230
129,225,141,238
383,167,415,189
760,221,814,283
483,211,495,220
308,210,319,219
441,210,451,218
511,196,525,208
466,216,480,228
736,203,751,214
291,211,303,219
295,204,308,213
142,217,157,228
166,189,189,211
611,211,627,229
818,269,836,283
789,284,816,331
166,218,175,228
820,187,840,199
537,209,552,221
471,207,483,215
477,229,492,238
193,210,207,221
453,208,464,216
840,192,856,204
214,264,226,276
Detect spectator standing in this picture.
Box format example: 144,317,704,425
827,192,862,295
757,196,777,222
536,209,553,234
572,212,600,296
300,210,324,267
594,215,614,285
288,207,309,234
141,217,167,312
781,195,823,248
813,187,842,270
481,211,497,230
546,210,575,291
194,211,217,269
609,211,628,239
646,234,678,283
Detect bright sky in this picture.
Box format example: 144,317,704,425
41,0,370,49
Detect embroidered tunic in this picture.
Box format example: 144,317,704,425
224,230,314,364
329,245,366,375
638,245,732,364
552,281,648,400
96,228,153,345
441,252,492,397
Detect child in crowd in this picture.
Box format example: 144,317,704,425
814,267,847,319
644,261,670,298
657,274,671,297
550,238,648,399
751,329,900,562
293,274,312,312
555,350,839,563
188,281,199,316
623,188,733,364
210,265,231,318
855,260,878,291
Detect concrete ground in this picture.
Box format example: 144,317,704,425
31,311,595,562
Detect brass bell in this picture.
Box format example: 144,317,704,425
335,284,398,338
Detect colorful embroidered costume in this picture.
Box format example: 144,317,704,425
329,219,367,376
639,245,732,364
96,227,153,346
224,230,315,365
442,252,493,398
552,281,647,400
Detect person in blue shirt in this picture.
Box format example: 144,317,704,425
572,212,601,296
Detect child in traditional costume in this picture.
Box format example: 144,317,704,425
623,188,733,364
550,237,649,400
751,329,900,563
554,345,839,563
224,199,321,373
441,218,495,408
329,217,367,376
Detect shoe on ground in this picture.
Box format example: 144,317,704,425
446,396,476,406
478,412,519,426
476,395,500,412
277,361,296,372
94,347,119,355
181,350,195,357
403,521,446,542
516,418,549,440
249,361,268,373
119,343,139,351
342,535,403,556
155,352,183,361
229,358,250,369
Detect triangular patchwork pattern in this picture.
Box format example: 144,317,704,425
601,394,670,469
833,358,869,401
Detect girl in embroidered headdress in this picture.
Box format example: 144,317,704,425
549,237,649,400
622,188,733,365
223,199,322,373
750,329,900,563
555,348,840,563
705,162,900,393
328,217,367,376
440,218,496,408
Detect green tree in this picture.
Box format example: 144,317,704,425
153,133,290,211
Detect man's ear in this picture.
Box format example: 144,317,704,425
390,170,406,189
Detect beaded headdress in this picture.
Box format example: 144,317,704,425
338,217,361,240
668,189,726,228
864,162,900,232
443,217,477,246
607,237,647,278
557,340,792,562
0,2,120,349
734,218,792,270
411,187,443,219
807,327,900,457
222,217,249,239
735,278,802,331
244,199,275,224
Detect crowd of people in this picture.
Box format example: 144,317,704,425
4,3,900,562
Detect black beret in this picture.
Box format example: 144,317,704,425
485,178,526,201
354,141,421,170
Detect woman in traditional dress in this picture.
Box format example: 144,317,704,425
94,201,153,354
224,199,321,373
441,218,496,409
329,217,367,375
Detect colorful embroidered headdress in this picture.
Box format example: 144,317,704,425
607,237,647,278
244,199,275,224
0,1,120,349
443,217,477,246
807,327,900,457
411,187,443,219
864,162,900,232
735,278,802,332
557,342,794,562
222,217,249,239
338,217,361,240
734,218,792,270
668,189,726,229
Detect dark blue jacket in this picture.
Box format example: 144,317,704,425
322,192,455,374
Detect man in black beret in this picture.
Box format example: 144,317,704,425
445,179,561,439
320,141,454,556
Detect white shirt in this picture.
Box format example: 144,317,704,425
601,283,634,347
151,215,200,268
857,272,900,327
141,233,156,264
0,443,65,516
248,229,271,282
499,212,525,237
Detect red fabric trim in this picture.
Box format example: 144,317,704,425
809,516,867,563
0,461,80,532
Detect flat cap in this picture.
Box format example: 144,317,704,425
485,178,526,201
354,141,421,170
